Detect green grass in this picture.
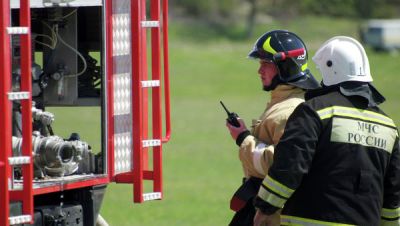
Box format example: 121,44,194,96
49,16,400,225
100,39,259,226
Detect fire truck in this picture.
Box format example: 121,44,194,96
0,0,171,225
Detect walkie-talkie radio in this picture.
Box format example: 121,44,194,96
220,101,240,127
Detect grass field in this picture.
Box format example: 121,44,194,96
52,16,400,225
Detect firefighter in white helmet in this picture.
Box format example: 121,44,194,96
225,30,320,225
253,36,400,226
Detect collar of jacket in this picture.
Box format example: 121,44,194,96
269,85,305,106
305,81,385,107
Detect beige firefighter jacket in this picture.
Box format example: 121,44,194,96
239,85,305,178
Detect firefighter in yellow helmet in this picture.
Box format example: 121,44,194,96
253,36,400,226
225,30,319,225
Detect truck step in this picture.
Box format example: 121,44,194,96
143,192,161,201
6,27,29,34
7,92,30,100
9,215,32,225
8,156,31,166
141,21,159,28
142,139,161,147
141,80,160,88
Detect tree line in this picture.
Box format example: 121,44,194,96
169,0,400,38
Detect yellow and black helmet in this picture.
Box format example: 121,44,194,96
248,30,320,90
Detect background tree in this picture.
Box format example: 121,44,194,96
169,0,400,39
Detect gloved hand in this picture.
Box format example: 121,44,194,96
226,118,248,140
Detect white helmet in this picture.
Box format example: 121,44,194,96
312,36,372,86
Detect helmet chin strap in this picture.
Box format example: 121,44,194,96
263,74,282,91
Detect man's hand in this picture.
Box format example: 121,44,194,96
253,209,281,226
226,118,248,140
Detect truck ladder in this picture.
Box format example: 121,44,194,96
0,0,33,225
113,0,170,203
134,0,171,203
